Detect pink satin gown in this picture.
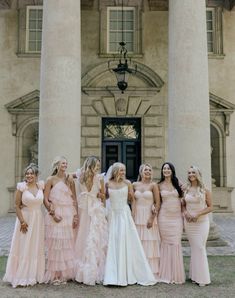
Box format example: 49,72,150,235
158,188,185,284
184,191,210,285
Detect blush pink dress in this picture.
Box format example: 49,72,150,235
134,190,161,277
158,188,185,284
74,173,108,285
44,181,77,282
184,191,210,285
3,181,45,288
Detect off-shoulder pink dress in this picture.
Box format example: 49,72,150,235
74,173,108,285
3,181,45,288
158,188,185,284
44,181,77,282
134,190,161,277
184,191,210,285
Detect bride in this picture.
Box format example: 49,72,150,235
103,162,156,286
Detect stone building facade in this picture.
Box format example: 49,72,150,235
0,0,235,216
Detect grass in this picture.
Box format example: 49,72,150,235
0,256,235,298
0,257,7,279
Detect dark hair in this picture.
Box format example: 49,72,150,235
158,162,183,198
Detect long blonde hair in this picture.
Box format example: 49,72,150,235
80,156,100,184
137,163,153,182
51,156,67,176
185,165,206,200
108,162,125,181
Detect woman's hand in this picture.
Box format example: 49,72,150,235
73,214,79,229
52,214,62,223
20,221,28,233
48,203,55,216
191,213,200,222
151,204,157,215
184,211,193,222
147,218,154,229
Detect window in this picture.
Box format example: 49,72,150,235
26,6,43,53
206,7,223,56
206,9,214,53
107,7,135,53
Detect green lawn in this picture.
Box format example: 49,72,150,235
0,256,235,298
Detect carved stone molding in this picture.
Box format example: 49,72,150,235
210,92,235,136
5,90,39,136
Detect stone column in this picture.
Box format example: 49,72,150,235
168,0,219,242
39,0,81,178
168,0,211,186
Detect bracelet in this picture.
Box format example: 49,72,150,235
20,221,26,226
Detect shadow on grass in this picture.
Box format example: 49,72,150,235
0,256,235,298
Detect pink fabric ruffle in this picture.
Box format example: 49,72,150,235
44,181,76,283
75,196,108,285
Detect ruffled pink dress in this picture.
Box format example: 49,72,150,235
74,173,108,285
134,190,161,277
158,189,185,284
3,181,45,288
44,181,76,282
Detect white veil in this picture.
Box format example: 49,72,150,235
104,164,113,184
103,164,114,214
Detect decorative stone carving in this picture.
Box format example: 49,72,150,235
115,98,126,112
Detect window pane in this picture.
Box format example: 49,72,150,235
110,10,117,20
125,10,133,20
36,31,42,41
207,42,213,52
125,21,133,30
38,20,42,30
117,10,123,20
38,9,43,19
109,32,116,42
29,31,37,40
110,20,117,30
117,22,123,30
29,20,36,29
109,42,117,52
37,41,41,51
206,11,212,20
207,21,213,31
125,32,133,42
29,41,36,51
29,10,37,19
126,42,133,52
207,32,213,42
117,32,122,42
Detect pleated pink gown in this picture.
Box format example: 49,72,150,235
74,174,108,285
44,181,77,282
184,192,210,285
3,181,45,288
134,190,161,277
158,189,185,284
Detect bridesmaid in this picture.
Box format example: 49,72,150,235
44,156,78,285
158,162,185,284
3,163,45,287
132,163,161,278
183,165,212,286
74,156,108,285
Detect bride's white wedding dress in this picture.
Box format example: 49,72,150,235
103,185,156,286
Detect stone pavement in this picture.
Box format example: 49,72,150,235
0,213,235,257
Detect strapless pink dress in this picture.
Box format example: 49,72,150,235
158,189,185,284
